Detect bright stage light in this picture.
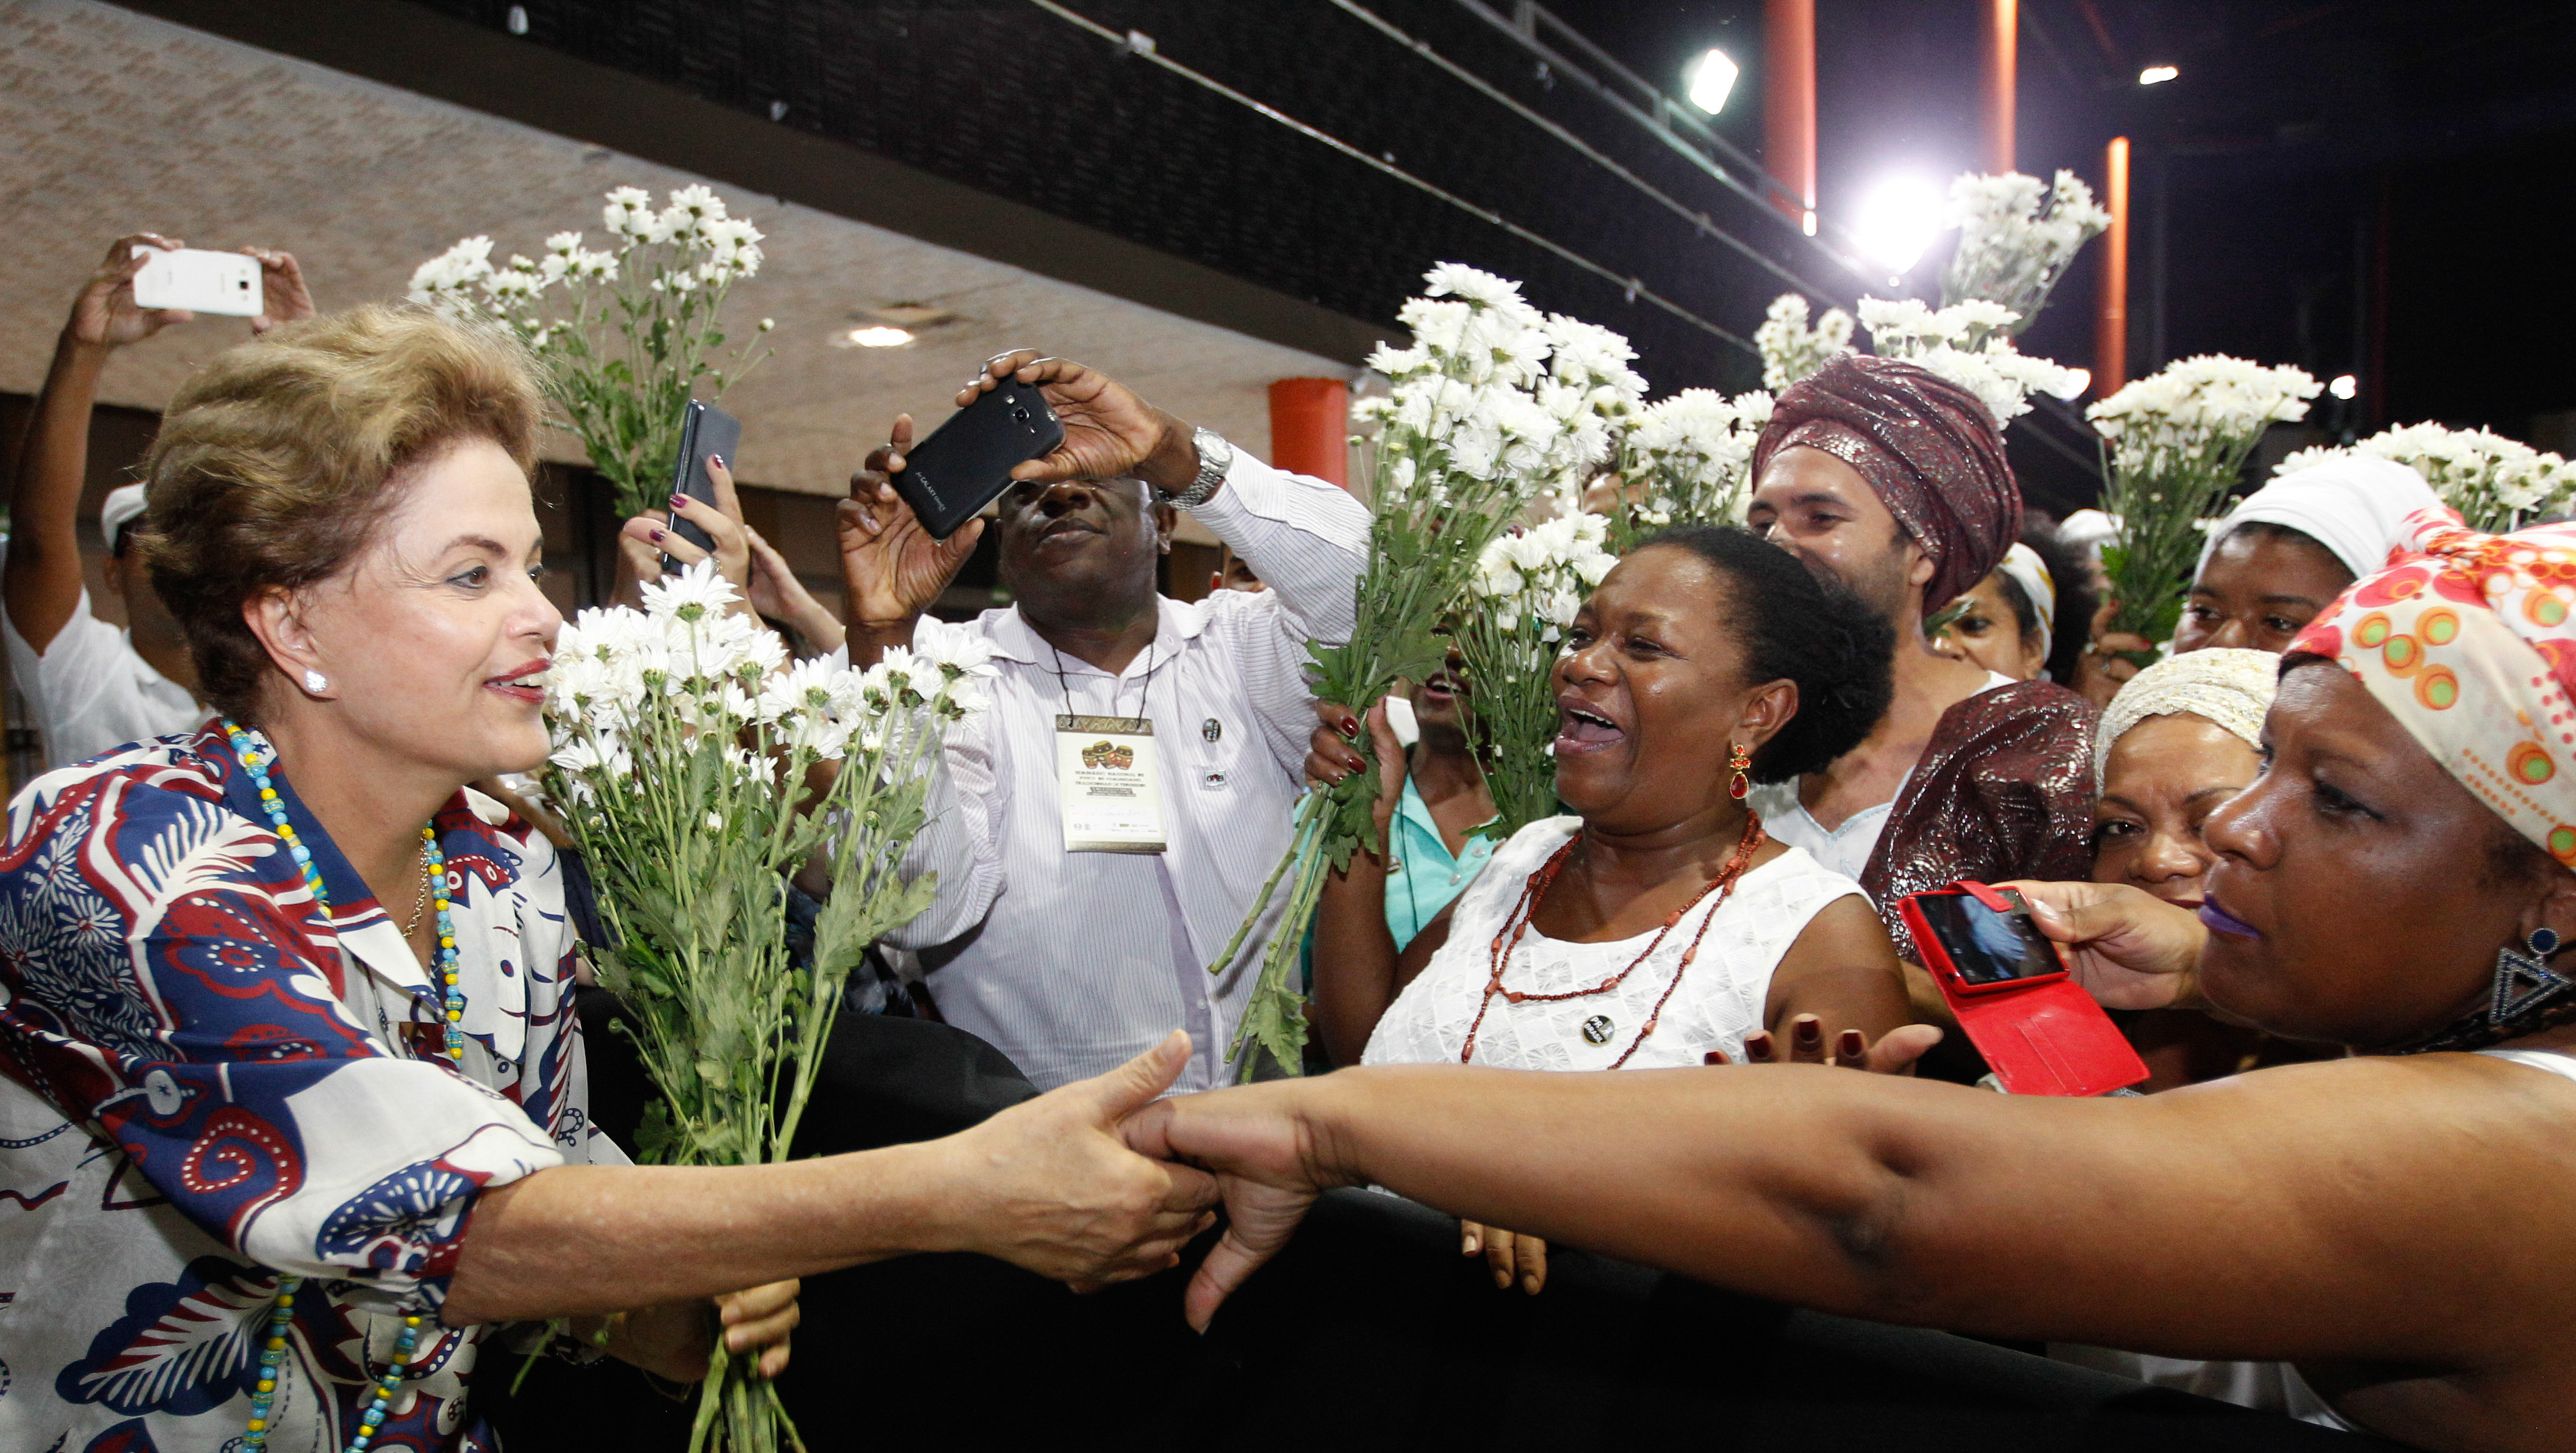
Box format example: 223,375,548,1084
845,326,915,348
1687,49,1738,115
1852,175,1945,273
2139,65,2179,85
2329,373,2359,400
2052,367,2092,401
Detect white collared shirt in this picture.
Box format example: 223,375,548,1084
3,585,204,770
885,454,1370,1091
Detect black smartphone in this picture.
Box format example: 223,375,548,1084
893,375,1067,540
666,400,741,572
1908,889,2062,987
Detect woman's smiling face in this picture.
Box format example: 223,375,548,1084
1552,544,1782,834
285,436,561,779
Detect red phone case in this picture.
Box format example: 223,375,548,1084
1898,883,2148,1097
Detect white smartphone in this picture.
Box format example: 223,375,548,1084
1383,693,1420,749
131,246,262,317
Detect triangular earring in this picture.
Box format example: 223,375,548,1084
2492,927,2572,1023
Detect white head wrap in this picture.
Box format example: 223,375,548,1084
99,482,148,550
1994,541,2056,663
2197,456,2442,584
2094,646,2278,782
2057,508,2118,567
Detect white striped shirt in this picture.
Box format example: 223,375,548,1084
889,453,1371,1090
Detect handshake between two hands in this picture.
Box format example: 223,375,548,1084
955,881,2207,1333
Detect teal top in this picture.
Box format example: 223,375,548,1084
1381,775,1497,951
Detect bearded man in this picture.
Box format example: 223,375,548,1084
1741,354,2097,956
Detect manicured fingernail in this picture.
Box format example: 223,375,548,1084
649,528,666,543
1838,1029,1865,1057
1795,1016,1822,1045
708,454,724,469
1702,1050,1727,1066
669,494,688,511
1745,1031,1772,1059
1462,1233,1479,1253
1342,716,1361,735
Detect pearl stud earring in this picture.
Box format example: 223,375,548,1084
303,669,328,693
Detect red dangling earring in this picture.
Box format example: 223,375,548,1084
1727,742,1751,801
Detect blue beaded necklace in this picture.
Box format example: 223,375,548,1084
225,721,461,1452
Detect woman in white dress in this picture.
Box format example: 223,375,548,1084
1309,527,1924,1289
1139,511,2576,1452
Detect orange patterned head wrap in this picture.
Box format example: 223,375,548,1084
2287,507,2576,867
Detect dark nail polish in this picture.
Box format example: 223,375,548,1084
649,528,666,544
708,454,724,468
1838,1029,1865,1056
1795,1017,1823,1045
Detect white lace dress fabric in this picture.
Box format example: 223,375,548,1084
1361,816,1867,1071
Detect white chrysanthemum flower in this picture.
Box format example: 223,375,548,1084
1755,292,1854,391
912,631,1003,685
640,557,742,625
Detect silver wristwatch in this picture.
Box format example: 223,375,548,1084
1162,428,1232,509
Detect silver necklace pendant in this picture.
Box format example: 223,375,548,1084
1580,1013,1614,1046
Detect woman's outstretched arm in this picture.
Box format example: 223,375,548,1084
1129,1050,2576,1374
447,1033,1215,1323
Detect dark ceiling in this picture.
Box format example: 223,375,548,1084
136,0,2576,509
1581,0,2576,454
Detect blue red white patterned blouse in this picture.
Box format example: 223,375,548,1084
0,724,620,1452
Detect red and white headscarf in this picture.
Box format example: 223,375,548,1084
2289,507,2576,865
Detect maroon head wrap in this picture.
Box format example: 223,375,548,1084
1753,353,2021,614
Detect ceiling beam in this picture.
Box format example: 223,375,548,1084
104,0,1390,366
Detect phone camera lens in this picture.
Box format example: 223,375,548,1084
1011,405,1031,424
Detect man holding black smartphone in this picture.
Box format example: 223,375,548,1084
838,350,1370,1092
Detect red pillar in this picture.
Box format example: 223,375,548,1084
1983,0,2018,174
2095,136,2130,397
1267,377,1350,489
1764,0,1816,231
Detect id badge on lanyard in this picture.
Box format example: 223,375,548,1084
1056,713,1167,854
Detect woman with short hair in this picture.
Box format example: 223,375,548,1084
0,306,1212,1453
1144,512,2576,1452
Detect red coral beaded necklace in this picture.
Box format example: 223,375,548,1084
1459,810,1767,1067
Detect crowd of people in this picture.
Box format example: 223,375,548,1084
4,234,2575,1453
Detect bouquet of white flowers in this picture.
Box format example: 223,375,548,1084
2280,424,2575,533
2088,356,2320,652
1755,292,1853,390
1457,511,1619,837
542,561,993,1452
1608,387,1772,548
1210,263,1631,1078
1857,297,2082,427
413,184,774,517
1939,170,2112,332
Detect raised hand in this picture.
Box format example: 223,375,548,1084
743,523,845,652
2074,600,2156,708
68,233,191,350
242,247,315,335
619,453,753,606
1304,698,1410,846
838,414,984,641
1999,879,2207,1012
964,350,1201,493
